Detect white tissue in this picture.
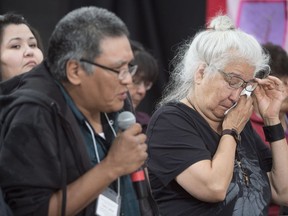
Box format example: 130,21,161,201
224,102,237,115
240,86,253,97
224,87,252,115
240,89,251,97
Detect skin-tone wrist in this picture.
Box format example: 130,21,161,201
100,156,125,180
263,117,281,126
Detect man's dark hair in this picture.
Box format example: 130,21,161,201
47,6,129,81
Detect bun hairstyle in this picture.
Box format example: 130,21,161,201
207,15,235,31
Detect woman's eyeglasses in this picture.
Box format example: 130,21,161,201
217,67,270,92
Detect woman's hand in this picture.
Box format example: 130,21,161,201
223,95,253,133
253,76,287,124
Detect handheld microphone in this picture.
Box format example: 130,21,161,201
118,111,136,130
117,111,148,199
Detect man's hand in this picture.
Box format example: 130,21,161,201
105,123,147,178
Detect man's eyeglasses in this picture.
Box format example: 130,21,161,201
80,58,138,80
132,79,153,91
218,68,270,92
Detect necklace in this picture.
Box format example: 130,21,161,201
186,96,197,111
235,148,250,187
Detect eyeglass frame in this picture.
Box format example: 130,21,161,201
79,58,138,80
217,68,270,92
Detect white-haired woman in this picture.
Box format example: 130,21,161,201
147,14,288,215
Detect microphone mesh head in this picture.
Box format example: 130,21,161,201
117,111,136,130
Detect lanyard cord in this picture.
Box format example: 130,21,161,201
104,113,120,199
85,121,101,163
85,114,120,199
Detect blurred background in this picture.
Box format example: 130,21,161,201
1,0,287,115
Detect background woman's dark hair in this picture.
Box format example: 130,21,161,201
262,42,288,78
30,26,44,52
130,40,159,83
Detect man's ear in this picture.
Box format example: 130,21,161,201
66,59,81,85
194,64,205,84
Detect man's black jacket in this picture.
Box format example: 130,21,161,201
0,62,97,215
